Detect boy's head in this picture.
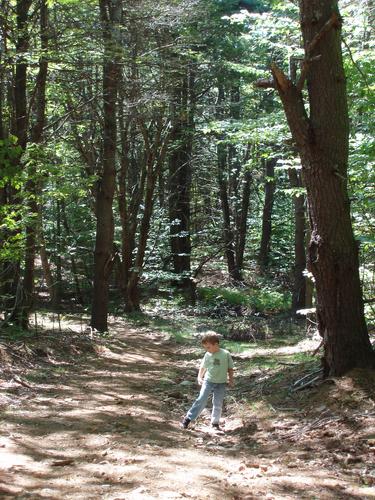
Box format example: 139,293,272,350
201,332,221,352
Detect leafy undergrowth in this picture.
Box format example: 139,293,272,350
1,310,375,499
198,285,291,315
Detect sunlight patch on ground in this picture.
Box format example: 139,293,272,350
237,336,320,359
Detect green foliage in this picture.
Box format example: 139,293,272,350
1,0,373,333
249,287,291,312
0,137,24,189
0,227,26,262
198,285,291,312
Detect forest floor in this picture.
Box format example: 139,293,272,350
1,313,375,500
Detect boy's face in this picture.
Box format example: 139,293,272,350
202,341,219,353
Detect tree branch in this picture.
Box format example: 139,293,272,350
254,78,276,89
296,12,340,91
305,12,341,58
271,64,291,93
269,64,312,149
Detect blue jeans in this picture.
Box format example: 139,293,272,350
186,381,227,425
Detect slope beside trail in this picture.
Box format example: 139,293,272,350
1,320,375,499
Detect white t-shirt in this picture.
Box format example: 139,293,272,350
200,348,234,383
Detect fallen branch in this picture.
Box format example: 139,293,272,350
290,368,323,392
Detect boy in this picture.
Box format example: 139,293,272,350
181,332,234,430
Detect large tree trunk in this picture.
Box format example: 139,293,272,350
6,0,32,325
91,0,122,331
264,0,374,375
14,0,31,152
21,0,49,328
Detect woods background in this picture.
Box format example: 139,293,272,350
0,0,374,374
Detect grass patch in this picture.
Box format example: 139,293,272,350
125,310,193,343
221,339,260,354
248,352,314,370
0,324,37,341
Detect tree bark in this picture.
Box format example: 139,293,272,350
6,0,32,325
14,0,32,151
21,0,49,328
265,0,374,375
91,0,122,331
229,86,250,282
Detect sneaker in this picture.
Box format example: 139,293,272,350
211,423,220,430
181,417,191,429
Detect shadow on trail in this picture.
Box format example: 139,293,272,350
1,326,259,499
2,322,373,499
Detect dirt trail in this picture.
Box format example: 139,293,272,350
1,322,374,499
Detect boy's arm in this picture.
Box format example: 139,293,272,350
228,368,234,387
198,367,206,385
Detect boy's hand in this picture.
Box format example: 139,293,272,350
197,377,204,385
228,379,234,388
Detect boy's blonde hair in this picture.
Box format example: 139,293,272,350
201,331,221,345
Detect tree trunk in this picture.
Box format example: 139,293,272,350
21,0,49,328
14,0,31,152
217,142,238,280
229,86,250,282
168,65,194,297
266,0,374,375
124,152,157,312
236,169,252,275
91,0,122,331
258,157,276,270
61,201,84,306
124,124,172,312
6,0,32,325
54,200,63,307
216,83,241,282
38,207,57,305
